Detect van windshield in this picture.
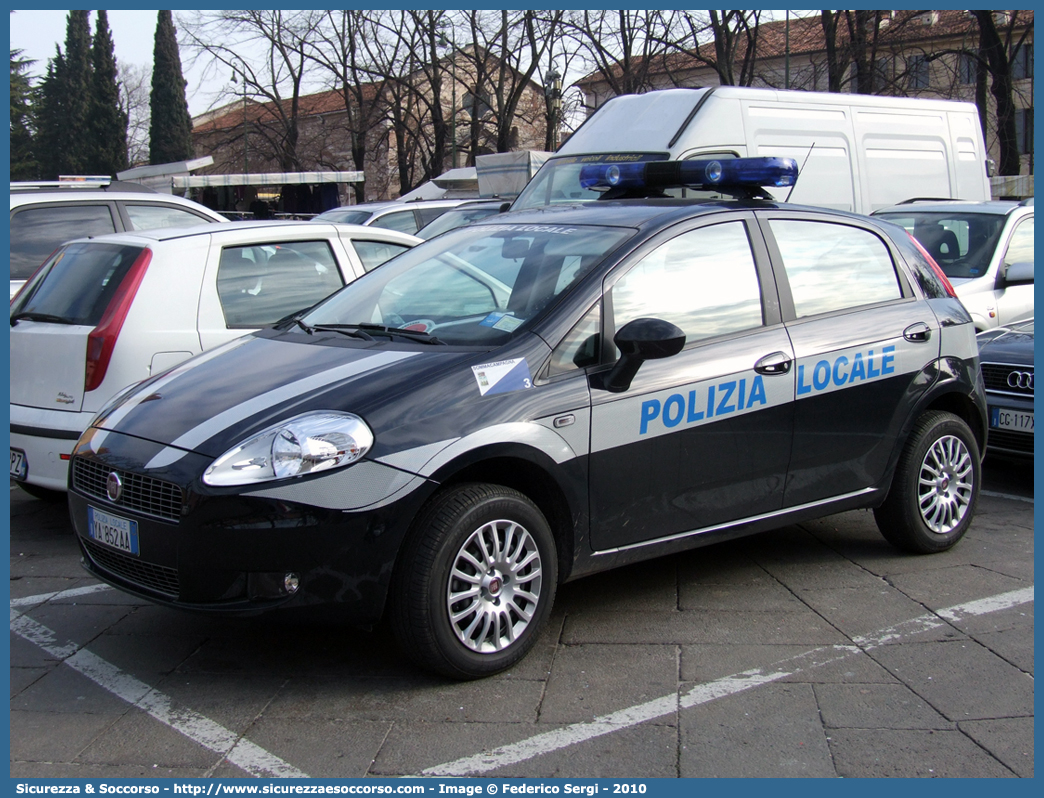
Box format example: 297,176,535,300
301,222,633,346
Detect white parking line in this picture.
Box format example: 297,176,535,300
12,584,1033,779
423,586,1034,776
10,588,307,779
981,489,1034,504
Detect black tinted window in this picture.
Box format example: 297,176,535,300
10,204,117,279
13,242,143,325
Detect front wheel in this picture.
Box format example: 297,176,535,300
874,410,981,553
390,483,558,679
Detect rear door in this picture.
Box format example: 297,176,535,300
757,212,942,507
10,241,145,413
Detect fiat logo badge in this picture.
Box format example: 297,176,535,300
106,472,123,503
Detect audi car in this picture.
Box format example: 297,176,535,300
977,319,1034,458
67,157,987,679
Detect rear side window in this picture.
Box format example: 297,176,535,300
9,204,117,280
352,240,412,272
769,220,901,318
124,203,212,231
371,210,419,234
13,242,143,325
216,240,344,328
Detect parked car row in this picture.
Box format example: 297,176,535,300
10,219,418,497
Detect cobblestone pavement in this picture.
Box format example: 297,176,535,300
9,471,1033,778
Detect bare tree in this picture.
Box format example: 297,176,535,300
181,10,321,172
118,62,151,167
971,10,1031,176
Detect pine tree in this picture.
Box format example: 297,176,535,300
149,11,194,164
88,10,128,175
10,48,37,180
35,11,92,179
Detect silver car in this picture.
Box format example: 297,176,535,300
874,199,1034,332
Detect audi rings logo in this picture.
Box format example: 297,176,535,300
1006,371,1034,390
106,472,123,503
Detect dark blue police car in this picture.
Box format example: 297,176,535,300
68,158,988,679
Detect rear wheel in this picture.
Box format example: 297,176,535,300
874,410,980,553
390,483,557,679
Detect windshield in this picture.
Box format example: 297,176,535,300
301,222,633,346
315,209,374,225
515,155,668,209
874,211,1008,280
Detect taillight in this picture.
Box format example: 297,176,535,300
907,231,958,298
84,248,153,393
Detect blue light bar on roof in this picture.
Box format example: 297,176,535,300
578,157,799,192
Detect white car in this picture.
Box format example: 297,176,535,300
10,220,419,498
10,182,228,299
874,199,1034,332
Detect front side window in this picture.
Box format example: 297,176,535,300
217,240,343,328
303,223,633,346
611,221,763,348
770,220,901,317
1004,217,1034,266
10,204,117,280
125,203,212,231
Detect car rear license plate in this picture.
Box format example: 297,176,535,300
10,448,28,481
990,407,1034,433
87,506,139,555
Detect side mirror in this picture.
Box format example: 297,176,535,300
1004,261,1034,285
600,317,686,393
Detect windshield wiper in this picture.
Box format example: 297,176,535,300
10,311,74,327
310,324,377,341
324,323,448,345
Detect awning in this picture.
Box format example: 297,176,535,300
173,171,364,189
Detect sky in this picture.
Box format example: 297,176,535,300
9,10,223,117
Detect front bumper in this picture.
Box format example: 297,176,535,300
68,428,437,625
984,392,1034,457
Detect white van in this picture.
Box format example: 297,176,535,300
514,87,991,213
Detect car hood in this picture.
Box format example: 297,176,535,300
88,329,479,457
976,320,1034,365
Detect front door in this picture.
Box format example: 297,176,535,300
587,216,796,552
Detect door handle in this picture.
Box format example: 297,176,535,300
754,351,792,375
903,322,932,342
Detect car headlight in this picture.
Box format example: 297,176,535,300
203,411,374,487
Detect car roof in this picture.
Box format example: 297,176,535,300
873,200,1030,217
319,198,472,215
474,197,881,234
9,188,226,218
63,220,421,247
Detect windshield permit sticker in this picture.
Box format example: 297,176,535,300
472,358,532,397
480,312,525,332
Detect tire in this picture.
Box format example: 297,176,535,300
390,483,558,679
17,482,66,503
874,410,980,554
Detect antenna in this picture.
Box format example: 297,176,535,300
785,143,816,203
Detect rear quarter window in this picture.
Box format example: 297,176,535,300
9,204,117,280
124,203,214,231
